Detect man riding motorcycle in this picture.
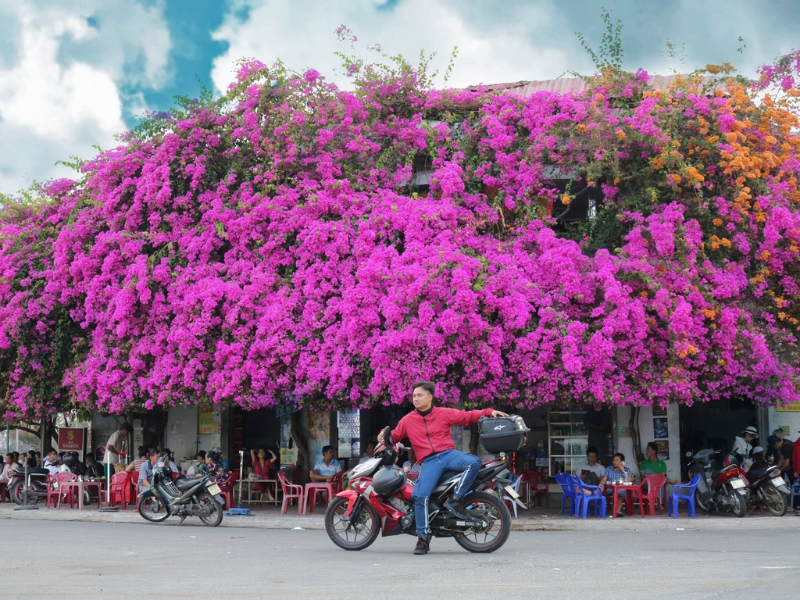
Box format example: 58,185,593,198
378,380,506,555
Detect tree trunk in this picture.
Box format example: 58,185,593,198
140,408,168,451
291,409,310,484
469,423,479,455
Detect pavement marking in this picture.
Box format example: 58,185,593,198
760,566,793,569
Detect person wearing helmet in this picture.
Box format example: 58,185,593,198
377,380,506,555
732,426,758,460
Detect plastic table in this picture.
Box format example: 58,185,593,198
305,482,336,513
604,482,644,518
237,479,281,505
58,480,104,510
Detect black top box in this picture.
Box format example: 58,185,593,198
478,415,530,454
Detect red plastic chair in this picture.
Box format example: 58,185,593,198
47,473,77,509
219,472,239,508
331,471,344,494
521,470,550,507
277,472,305,515
107,472,130,509
640,473,667,516
129,472,140,509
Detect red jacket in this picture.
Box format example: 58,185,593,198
391,406,493,464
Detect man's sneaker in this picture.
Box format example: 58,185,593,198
444,497,468,520
413,536,430,555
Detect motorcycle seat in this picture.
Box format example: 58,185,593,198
174,477,204,491
747,467,771,480
437,470,462,485
12,467,49,476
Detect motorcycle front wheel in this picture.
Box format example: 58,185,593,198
138,496,170,522
454,491,512,553
325,496,380,551
197,492,224,527
9,480,41,505
729,491,746,517
762,485,787,517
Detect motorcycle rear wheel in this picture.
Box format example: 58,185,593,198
325,496,380,551
138,496,170,522
9,480,41,506
454,491,512,554
694,489,710,513
729,491,746,517
197,492,224,527
762,484,787,516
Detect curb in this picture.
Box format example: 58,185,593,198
2,505,798,532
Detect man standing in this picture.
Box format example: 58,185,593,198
103,423,132,479
378,380,506,555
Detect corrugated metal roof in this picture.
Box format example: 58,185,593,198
467,74,713,97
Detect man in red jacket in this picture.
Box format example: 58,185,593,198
378,380,506,555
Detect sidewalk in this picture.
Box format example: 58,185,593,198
2,502,798,531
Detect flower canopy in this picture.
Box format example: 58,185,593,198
2,50,800,419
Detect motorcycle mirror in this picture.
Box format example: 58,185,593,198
685,451,692,457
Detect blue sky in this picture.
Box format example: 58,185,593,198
0,0,798,193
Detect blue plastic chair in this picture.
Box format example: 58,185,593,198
791,482,800,511
555,472,579,516
668,474,701,518
573,475,607,519
496,473,523,519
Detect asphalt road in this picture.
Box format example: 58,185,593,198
3,519,796,599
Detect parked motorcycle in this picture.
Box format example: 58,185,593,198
325,417,529,553
689,449,749,517
137,461,224,527
738,457,790,516
8,466,50,505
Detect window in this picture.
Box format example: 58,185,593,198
549,410,589,475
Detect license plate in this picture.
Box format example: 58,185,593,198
503,485,520,499
729,478,745,490
207,484,222,495
770,477,785,488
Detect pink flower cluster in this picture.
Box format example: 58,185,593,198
2,55,800,418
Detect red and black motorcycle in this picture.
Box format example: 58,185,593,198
325,419,528,554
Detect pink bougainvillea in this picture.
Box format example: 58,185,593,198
2,52,800,418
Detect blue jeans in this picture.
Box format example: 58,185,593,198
411,449,482,538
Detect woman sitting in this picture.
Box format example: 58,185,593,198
250,447,277,501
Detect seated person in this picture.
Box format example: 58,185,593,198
280,462,302,484
639,441,677,486
160,448,179,475
126,447,150,473
186,451,206,476
213,448,230,471
1,453,20,482
200,451,228,482
83,453,103,478
43,448,61,476
358,442,376,465
138,448,161,488
744,446,769,473
599,453,634,517
310,446,342,482
403,448,421,474
574,446,605,486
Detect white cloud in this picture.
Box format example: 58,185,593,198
0,1,171,194
210,0,584,94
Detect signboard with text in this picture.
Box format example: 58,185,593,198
58,428,85,453
198,406,215,434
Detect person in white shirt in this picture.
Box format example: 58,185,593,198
43,448,61,476
732,426,758,460
574,446,606,485
358,442,376,465
103,423,132,478
0,454,20,481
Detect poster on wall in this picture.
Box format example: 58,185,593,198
307,410,331,463
58,428,85,453
776,400,800,412
279,416,294,468
656,440,670,461
198,406,214,434
653,418,669,439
